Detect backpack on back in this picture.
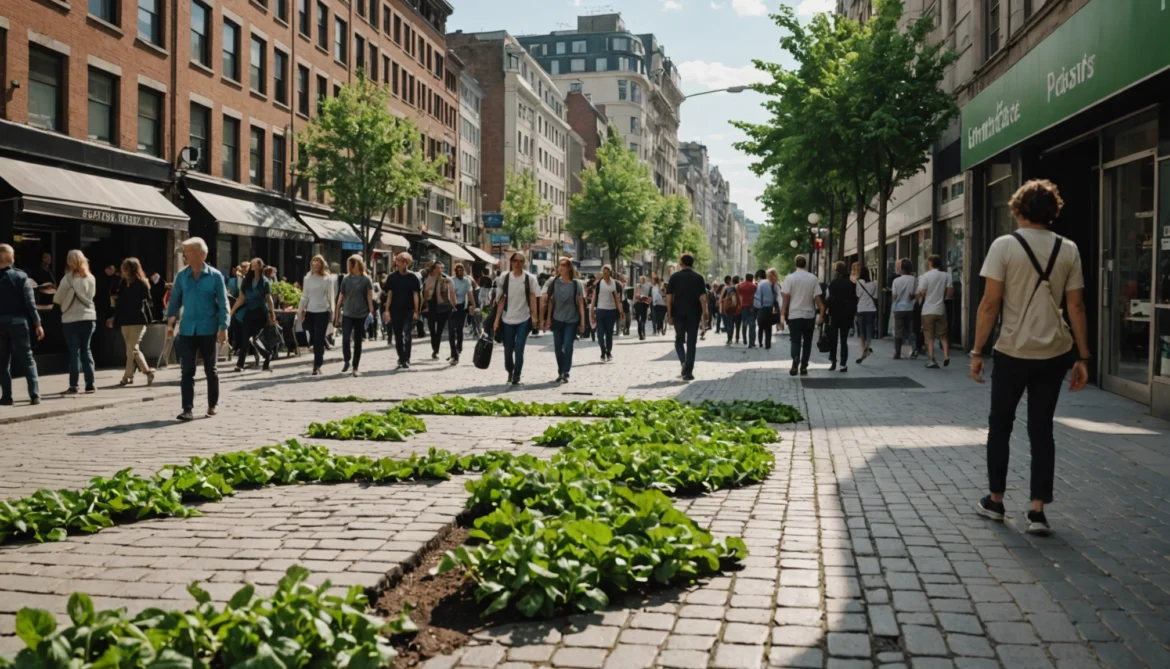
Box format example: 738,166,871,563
1008,232,1071,354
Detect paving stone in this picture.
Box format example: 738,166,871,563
995,644,1055,669
1027,612,1080,642
827,632,870,658
827,611,867,632
712,643,764,669
869,604,899,637
768,646,823,668
937,612,982,635
946,633,994,658
1048,643,1100,669
986,621,1040,645
826,659,875,669
602,644,658,669
562,625,620,648
459,645,506,667
657,649,711,669
780,570,820,588
630,611,676,631
774,608,823,626
666,634,715,651
903,625,947,656
672,618,722,636
726,608,773,624
551,647,609,668
770,626,823,647
909,660,954,669
892,590,931,612
619,629,667,646
507,645,556,663
974,602,1023,621
775,587,821,608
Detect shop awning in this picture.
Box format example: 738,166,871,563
186,189,314,242
379,231,411,249
464,245,498,264
0,156,188,230
299,215,362,245
425,238,473,262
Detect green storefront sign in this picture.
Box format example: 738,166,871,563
961,0,1170,171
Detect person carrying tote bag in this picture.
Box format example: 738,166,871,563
53,250,98,394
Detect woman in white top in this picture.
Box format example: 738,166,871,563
854,266,879,364
298,254,334,376
53,249,98,394
651,278,667,335
590,265,624,362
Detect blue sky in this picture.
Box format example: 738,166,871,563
450,0,835,226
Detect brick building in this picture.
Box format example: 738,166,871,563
0,0,461,369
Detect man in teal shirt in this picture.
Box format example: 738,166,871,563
166,237,229,421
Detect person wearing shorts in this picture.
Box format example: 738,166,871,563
890,259,918,359
917,254,953,368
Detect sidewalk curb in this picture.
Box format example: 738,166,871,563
0,392,178,426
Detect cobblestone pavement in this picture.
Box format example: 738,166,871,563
2,326,1170,668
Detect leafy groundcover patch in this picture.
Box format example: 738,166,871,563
1,396,798,666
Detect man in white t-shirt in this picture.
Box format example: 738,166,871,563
971,179,1090,537
890,260,919,359
492,252,540,386
916,255,953,369
780,255,824,376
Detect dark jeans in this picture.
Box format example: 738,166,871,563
304,311,330,369
788,318,815,369
756,309,775,350
176,334,219,413
341,315,365,369
0,322,39,401
633,302,649,337
428,309,450,356
653,305,667,334
673,312,700,376
551,319,578,377
63,320,96,389
596,308,618,356
828,324,850,365
236,313,274,370
449,306,467,358
741,307,757,346
390,311,413,363
723,314,736,342
501,320,531,381
987,352,1071,504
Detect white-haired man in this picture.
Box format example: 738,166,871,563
0,244,44,405
165,237,229,421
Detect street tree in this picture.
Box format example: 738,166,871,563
500,167,549,250
297,75,446,262
648,194,691,276
844,0,957,301
678,221,712,275
568,126,658,270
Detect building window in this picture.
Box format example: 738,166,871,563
138,0,163,46
357,0,365,21
28,47,64,132
250,36,267,94
272,135,286,193
222,116,240,180
631,82,642,103
249,127,264,187
393,14,401,44
223,21,240,81
317,74,327,112
317,3,328,49
370,45,378,80
383,4,391,32
87,69,117,144
1023,0,1033,18
298,0,310,36
355,34,365,72
630,143,638,155
618,79,627,101
550,60,560,75
596,57,608,72
274,50,289,104
571,40,586,53
436,54,444,79
90,0,116,24
383,55,390,84
570,59,585,72
555,42,565,55
569,82,582,93
137,87,162,157
392,62,399,95
335,18,348,64
630,116,639,134
985,0,1000,58
190,1,211,66
189,103,210,173
297,64,310,115
276,0,287,23
611,37,628,51
618,57,630,72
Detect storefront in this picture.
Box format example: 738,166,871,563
0,156,187,371
961,0,1170,417
181,180,315,281
418,236,474,274
463,244,499,278
297,212,364,270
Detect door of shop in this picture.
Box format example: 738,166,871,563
1101,154,1157,403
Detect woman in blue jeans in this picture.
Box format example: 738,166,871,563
542,258,586,383
53,250,98,393
589,265,624,362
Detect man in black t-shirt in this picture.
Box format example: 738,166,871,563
666,253,709,381
382,252,422,369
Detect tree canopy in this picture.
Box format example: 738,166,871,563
678,221,712,276
297,76,446,262
500,167,548,249
648,195,691,276
568,126,659,270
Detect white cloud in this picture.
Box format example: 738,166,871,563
731,0,767,16
794,0,834,14
677,60,768,91
710,0,724,7
661,0,683,9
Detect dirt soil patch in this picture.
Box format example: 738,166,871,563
374,526,513,668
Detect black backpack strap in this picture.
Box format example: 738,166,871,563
1012,232,1063,286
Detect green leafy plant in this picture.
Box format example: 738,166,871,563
307,411,427,441
321,395,373,403
270,281,302,309
0,566,395,669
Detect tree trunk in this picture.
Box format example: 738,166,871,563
837,206,848,264
876,193,889,335
854,195,867,276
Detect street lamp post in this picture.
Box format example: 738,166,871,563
807,213,821,278
681,86,748,101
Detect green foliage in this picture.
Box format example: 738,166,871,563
0,567,396,669
501,167,551,248
568,126,659,269
270,281,302,309
678,221,713,275
648,195,690,275
693,399,804,423
320,395,373,403
298,75,446,261
306,411,427,441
